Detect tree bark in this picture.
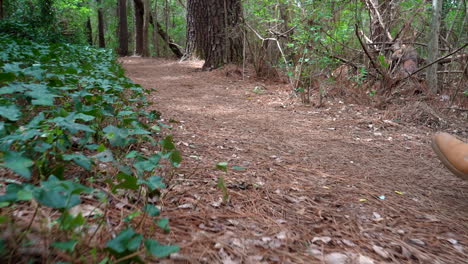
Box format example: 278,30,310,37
184,0,209,59
427,0,443,93
0,0,4,19
152,0,159,56
118,0,129,56
185,0,242,69
142,0,150,56
86,17,93,45
97,0,106,48
134,0,144,55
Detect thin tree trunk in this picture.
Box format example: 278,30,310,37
86,17,93,45
97,0,106,48
142,0,150,56
164,0,169,55
427,0,443,93
152,0,159,56
0,0,4,19
134,0,144,55
118,0,129,56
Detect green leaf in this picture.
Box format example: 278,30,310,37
112,172,138,191
93,150,114,162
138,176,166,191
0,239,6,257
133,154,161,173
52,240,78,253
1,151,34,179
33,176,91,209
143,204,160,217
0,72,16,83
106,228,142,254
63,154,92,170
144,239,179,258
161,135,175,151
169,151,182,167
58,211,86,230
16,189,33,201
231,166,245,171
103,125,129,147
124,211,141,222
216,162,228,172
0,105,21,121
156,218,170,232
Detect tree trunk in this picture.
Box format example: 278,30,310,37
97,0,106,48
142,0,150,56
86,17,93,45
427,0,443,93
0,0,4,19
152,0,159,56
184,0,209,59
134,0,144,55
186,0,242,69
118,0,129,56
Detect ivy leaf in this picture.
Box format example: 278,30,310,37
52,240,78,253
169,151,182,167
106,228,142,254
93,149,114,162
112,172,138,192
63,154,92,170
133,154,161,173
144,239,179,258
1,151,34,179
161,135,175,151
156,218,170,233
103,125,129,147
0,105,21,121
33,176,91,209
138,176,166,191
143,204,160,217
0,72,16,83
58,211,86,230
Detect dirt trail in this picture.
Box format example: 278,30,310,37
123,58,467,263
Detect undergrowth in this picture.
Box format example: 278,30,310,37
0,34,181,263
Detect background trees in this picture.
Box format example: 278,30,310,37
0,0,465,99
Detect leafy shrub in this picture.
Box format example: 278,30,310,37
0,34,180,262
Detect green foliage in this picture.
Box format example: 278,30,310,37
0,34,179,261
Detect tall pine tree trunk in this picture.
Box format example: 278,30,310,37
118,0,129,56
185,0,242,69
97,0,105,48
134,0,144,55
427,0,443,93
185,0,208,59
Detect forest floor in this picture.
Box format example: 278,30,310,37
122,57,467,264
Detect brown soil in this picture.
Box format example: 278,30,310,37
122,57,468,264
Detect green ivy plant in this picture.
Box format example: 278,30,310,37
0,34,180,262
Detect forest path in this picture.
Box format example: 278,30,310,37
122,57,467,263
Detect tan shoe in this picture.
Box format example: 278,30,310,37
431,132,468,180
